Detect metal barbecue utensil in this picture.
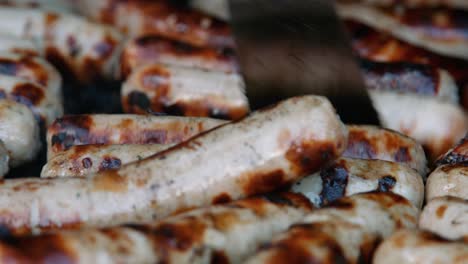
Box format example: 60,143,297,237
228,0,380,124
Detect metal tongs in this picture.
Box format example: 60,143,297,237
176,0,380,124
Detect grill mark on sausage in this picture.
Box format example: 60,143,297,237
81,157,93,169
50,115,94,151
99,156,122,171
377,176,397,192
286,141,337,176
0,234,77,263
242,169,291,197
343,130,377,159
92,170,128,192
212,193,232,205
361,59,440,95
0,57,49,86
319,162,349,206
436,137,468,165
436,205,448,218
11,83,45,107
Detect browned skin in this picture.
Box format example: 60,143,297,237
0,192,313,263
122,65,248,120
0,82,46,123
436,135,468,165
48,115,222,153
0,56,49,87
344,127,416,163
100,0,233,48
360,59,440,95
120,35,239,79
345,19,468,108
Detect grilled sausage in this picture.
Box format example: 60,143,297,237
41,144,172,178
0,35,40,56
0,100,40,167
0,96,347,233
292,158,424,208
419,196,468,240
0,74,63,126
121,63,249,120
360,60,467,159
426,136,467,200
345,19,468,110
0,140,10,178
245,192,419,264
46,115,225,159
77,0,234,48
0,193,313,263
120,35,238,79
0,7,122,83
373,229,468,264
337,4,468,59
0,52,62,98
344,125,427,175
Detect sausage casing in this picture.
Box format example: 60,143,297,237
373,229,468,264
245,192,419,264
46,115,225,159
344,125,427,175
120,35,238,79
419,196,468,240
0,193,313,264
0,96,347,233
0,100,40,167
292,157,424,208
121,63,249,120
77,0,234,48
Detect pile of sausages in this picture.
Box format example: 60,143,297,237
0,0,463,263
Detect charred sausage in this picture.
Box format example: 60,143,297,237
0,193,313,264
120,35,238,79
121,63,249,120
0,96,347,234
46,115,225,159
292,158,424,208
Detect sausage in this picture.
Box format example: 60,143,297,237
419,196,468,240
344,125,427,175
76,0,234,48
0,74,63,126
369,78,467,160
46,115,225,159
0,35,40,56
337,4,468,59
120,35,239,79
0,52,62,98
244,192,419,264
426,136,467,200
0,192,313,263
245,221,379,264
373,229,468,264
41,144,172,178
0,96,347,233
292,157,424,208
345,19,468,110
0,100,40,167
362,60,459,103
190,0,230,20
0,7,123,83
0,140,10,178
121,63,249,120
